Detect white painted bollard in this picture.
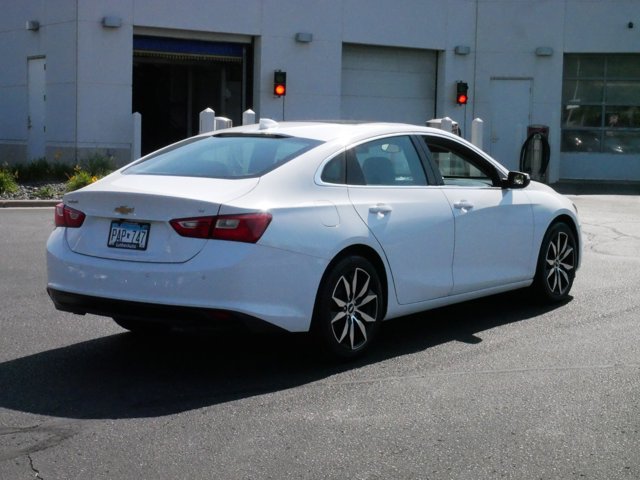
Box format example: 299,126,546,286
132,112,142,161
440,117,453,133
471,118,484,150
199,108,216,134
243,109,256,125
215,117,232,130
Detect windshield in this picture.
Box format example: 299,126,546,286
124,134,323,179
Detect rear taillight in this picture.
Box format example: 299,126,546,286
169,217,214,239
54,203,86,228
170,212,272,243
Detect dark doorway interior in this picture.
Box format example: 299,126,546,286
132,36,250,155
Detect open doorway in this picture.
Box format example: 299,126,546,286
133,35,251,155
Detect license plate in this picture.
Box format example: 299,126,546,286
108,221,150,250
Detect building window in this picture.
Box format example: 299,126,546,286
561,54,640,154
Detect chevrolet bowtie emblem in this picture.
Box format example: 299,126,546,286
114,206,134,215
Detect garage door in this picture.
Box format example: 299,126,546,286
341,44,437,124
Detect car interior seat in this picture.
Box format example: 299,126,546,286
362,156,395,185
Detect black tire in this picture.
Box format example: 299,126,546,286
312,255,383,359
532,222,577,302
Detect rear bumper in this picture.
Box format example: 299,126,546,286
47,288,285,333
46,227,326,332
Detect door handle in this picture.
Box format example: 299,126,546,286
369,204,393,215
453,200,474,210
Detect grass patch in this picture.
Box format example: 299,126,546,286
35,185,56,198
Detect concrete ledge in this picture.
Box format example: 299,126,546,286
0,199,61,208
551,181,640,196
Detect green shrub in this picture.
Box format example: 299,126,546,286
81,153,115,177
50,162,76,180
0,169,19,195
9,154,114,184
12,158,74,182
64,154,116,192
66,166,100,192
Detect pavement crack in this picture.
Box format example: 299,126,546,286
28,453,44,480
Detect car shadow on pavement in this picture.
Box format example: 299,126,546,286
0,289,568,420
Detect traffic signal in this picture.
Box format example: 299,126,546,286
456,81,468,105
274,71,287,96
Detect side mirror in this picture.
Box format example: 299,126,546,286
503,171,530,189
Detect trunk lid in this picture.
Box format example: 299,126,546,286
63,173,259,263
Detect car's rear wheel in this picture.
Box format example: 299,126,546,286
312,255,383,359
532,222,577,302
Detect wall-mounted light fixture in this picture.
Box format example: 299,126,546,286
535,47,554,57
101,16,122,28
26,20,40,31
454,45,471,55
295,32,313,43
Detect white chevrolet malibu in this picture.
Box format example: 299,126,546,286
47,121,581,358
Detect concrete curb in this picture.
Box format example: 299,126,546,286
0,199,61,208
551,182,640,196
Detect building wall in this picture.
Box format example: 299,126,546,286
471,0,640,181
0,1,79,164
1,0,639,182
76,1,133,164
561,0,640,180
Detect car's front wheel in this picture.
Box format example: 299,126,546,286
533,222,577,302
312,255,383,359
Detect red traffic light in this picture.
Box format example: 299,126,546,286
274,71,287,96
456,81,468,105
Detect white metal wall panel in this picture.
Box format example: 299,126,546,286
341,44,437,124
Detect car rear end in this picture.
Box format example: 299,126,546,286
46,131,330,333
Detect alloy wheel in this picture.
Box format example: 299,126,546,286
544,230,575,296
329,267,379,351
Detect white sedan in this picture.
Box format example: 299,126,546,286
47,120,581,358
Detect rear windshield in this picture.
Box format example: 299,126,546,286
124,134,323,179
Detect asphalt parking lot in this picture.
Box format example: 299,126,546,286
1,193,639,479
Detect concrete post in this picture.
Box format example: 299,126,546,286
132,112,142,161
440,117,453,133
471,118,484,150
215,117,233,130
199,108,216,134
243,109,256,125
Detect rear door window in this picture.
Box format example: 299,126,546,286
353,136,428,186
321,135,431,186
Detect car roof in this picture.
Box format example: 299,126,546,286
211,120,460,144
